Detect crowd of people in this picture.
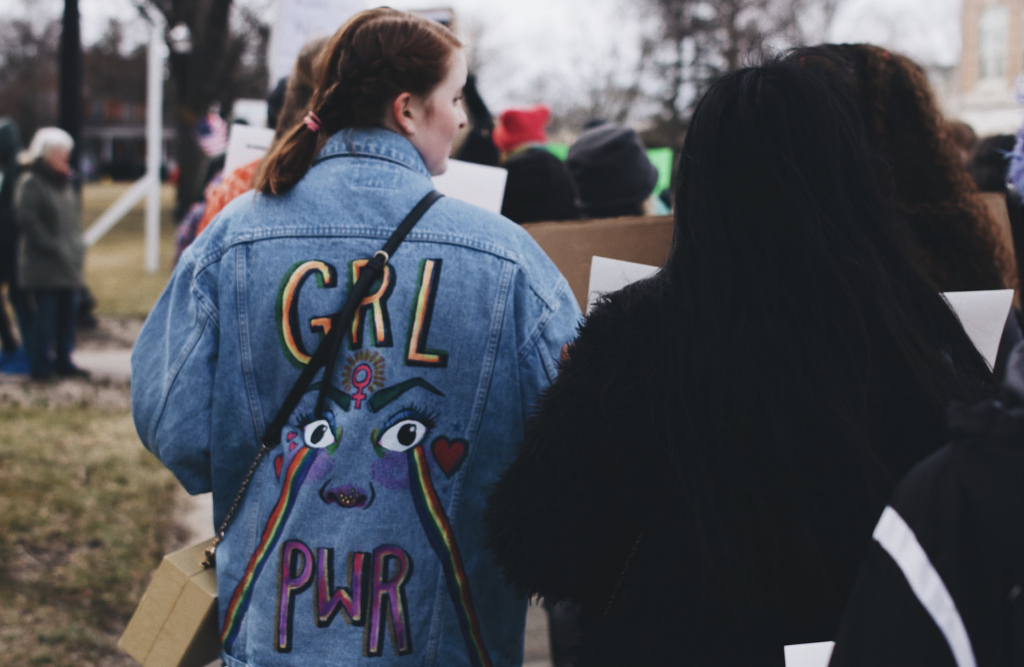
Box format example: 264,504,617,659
0,5,1021,666
128,9,1024,667
172,43,670,262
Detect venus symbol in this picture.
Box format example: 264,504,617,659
351,363,373,409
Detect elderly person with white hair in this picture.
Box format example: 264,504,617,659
14,127,87,380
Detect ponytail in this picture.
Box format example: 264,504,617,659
255,8,461,195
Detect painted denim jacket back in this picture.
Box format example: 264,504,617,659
131,129,582,667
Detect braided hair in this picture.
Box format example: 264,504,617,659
256,8,461,194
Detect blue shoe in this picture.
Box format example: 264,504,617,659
0,347,31,375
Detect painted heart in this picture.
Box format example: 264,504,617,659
274,454,284,479
431,437,467,477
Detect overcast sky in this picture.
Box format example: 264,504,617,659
1,0,963,109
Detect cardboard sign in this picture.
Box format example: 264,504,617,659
943,289,1015,369
431,159,508,214
224,124,275,175
522,215,674,310
587,256,659,313
119,539,219,667
784,641,835,667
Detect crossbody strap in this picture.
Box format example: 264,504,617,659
204,190,443,566
314,189,443,417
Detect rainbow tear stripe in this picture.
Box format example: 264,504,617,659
407,447,493,667
222,446,317,651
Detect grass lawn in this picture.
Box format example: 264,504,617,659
82,183,178,319
0,408,179,666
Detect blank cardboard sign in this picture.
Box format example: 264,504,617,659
223,125,275,175
431,159,508,214
943,289,1014,369
784,641,835,667
587,256,659,313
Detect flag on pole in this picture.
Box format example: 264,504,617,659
196,112,229,156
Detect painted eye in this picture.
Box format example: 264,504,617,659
304,419,335,449
378,419,429,452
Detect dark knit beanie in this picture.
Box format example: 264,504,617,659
567,124,658,214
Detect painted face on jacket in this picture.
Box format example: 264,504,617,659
221,255,492,667
275,351,450,511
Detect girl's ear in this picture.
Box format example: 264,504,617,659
390,92,416,136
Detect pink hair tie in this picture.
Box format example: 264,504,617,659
303,112,322,132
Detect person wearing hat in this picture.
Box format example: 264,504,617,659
495,104,578,224
567,123,659,218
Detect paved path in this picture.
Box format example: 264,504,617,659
72,348,133,381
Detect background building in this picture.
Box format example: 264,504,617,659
945,0,1024,135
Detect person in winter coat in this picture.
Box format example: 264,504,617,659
14,127,87,380
566,123,659,218
828,341,1024,667
131,9,580,667
0,117,29,373
485,59,994,667
495,105,578,224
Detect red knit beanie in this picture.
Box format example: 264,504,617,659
493,105,550,153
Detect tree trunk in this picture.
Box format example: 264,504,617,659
156,0,233,217
59,0,81,181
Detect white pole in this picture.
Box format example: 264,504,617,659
144,15,164,274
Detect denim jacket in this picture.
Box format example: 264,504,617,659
131,128,582,667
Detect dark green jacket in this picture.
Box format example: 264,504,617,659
14,165,84,289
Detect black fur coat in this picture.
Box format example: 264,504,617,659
484,279,983,666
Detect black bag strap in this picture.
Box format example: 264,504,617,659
205,190,443,566
264,189,443,445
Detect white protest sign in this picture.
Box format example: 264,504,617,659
784,641,834,667
585,259,1014,368
224,125,275,175
231,99,269,128
942,289,1014,369
268,0,366,85
431,159,508,214
586,256,659,313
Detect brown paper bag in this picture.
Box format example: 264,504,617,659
119,538,221,667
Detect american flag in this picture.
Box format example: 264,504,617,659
196,112,229,156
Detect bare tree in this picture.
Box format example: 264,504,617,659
639,0,842,148
0,18,61,141
134,0,269,215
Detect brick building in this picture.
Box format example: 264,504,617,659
945,0,1024,135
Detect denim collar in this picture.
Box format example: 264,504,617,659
316,127,431,179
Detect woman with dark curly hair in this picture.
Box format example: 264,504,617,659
788,44,1018,298
485,59,994,666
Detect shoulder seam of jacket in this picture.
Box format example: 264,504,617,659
146,310,212,446
185,259,221,328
